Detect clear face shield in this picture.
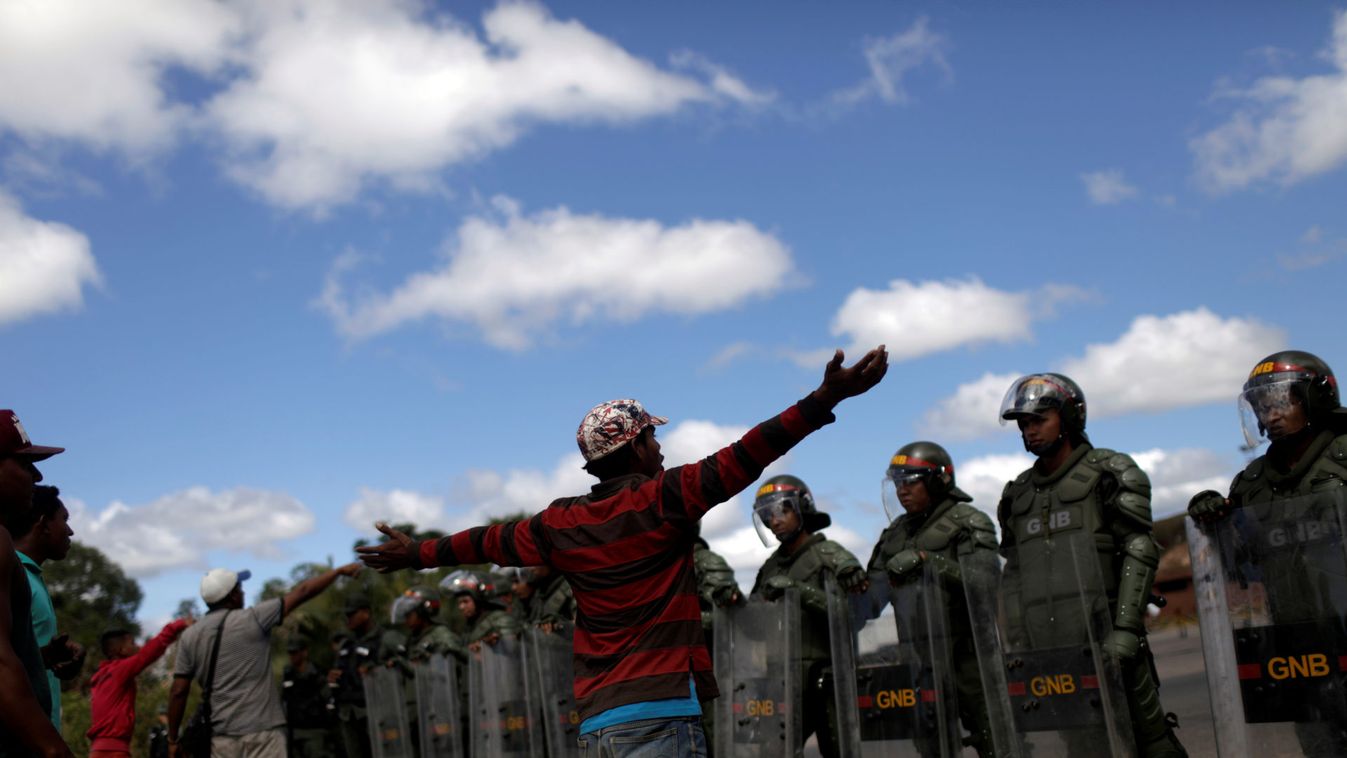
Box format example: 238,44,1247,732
1239,377,1309,447
438,569,480,597
752,493,799,547
882,468,931,522
998,376,1066,426
389,594,420,625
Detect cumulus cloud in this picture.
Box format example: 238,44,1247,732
1059,308,1285,417
0,192,101,327
834,17,951,106
810,278,1086,366
68,487,316,577
920,371,1024,441
926,308,1285,439
319,197,794,349
207,0,769,209
1192,9,1347,192
0,0,236,154
955,452,1035,535
1081,169,1139,205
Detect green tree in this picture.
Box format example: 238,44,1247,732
45,542,143,655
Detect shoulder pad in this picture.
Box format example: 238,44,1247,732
815,539,862,573
1083,447,1115,466
1238,456,1266,483
1106,452,1151,496
949,503,995,529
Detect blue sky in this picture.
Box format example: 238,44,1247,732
3,0,1345,629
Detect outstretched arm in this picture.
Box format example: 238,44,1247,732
283,562,362,616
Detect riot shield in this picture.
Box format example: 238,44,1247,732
1187,488,1347,757
363,666,414,758
712,590,801,757
830,568,960,757
415,654,465,758
468,634,535,758
526,626,579,757
961,531,1135,757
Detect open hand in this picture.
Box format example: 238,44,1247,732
356,522,420,573
813,346,889,408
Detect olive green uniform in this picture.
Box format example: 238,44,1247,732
999,443,1185,757
333,624,392,758
752,533,863,758
1223,429,1347,755
465,607,521,644
693,538,740,756
281,660,336,758
868,493,997,757
527,573,576,629
387,623,466,754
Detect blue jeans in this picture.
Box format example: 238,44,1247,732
577,717,708,758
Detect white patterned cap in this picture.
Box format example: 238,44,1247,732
576,399,668,462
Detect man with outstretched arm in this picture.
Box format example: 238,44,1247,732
359,346,888,757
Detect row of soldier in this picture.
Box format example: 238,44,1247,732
349,349,1345,758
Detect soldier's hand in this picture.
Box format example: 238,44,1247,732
812,346,889,408
1187,490,1230,523
838,567,869,594
355,522,421,573
884,549,924,581
1101,629,1141,663
761,575,796,601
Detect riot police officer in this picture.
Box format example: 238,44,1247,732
282,638,336,758
329,594,389,758
750,474,867,757
998,373,1186,757
869,441,998,756
440,570,521,645
385,588,465,755
1188,350,1347,755
522,566,576,631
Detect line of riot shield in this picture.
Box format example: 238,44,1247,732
961,530,1136,757
415,654,465,758
468,634,536,758
363,665,414,758
1187,488,1347,757
712,590,801,757
828,567,961,757
526,626,579,757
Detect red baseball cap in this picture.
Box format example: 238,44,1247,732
0,410,64,461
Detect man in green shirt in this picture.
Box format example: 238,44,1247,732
13,484,82,729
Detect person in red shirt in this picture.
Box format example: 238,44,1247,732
87,619,194,758
359,347,888,756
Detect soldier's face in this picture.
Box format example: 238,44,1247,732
897,478,931,513
457,594,478,620
767,504,801,542
1016,410,1062,454
1256,391,1309,439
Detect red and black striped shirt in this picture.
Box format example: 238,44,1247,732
415,394,834,720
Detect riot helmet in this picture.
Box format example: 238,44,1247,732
389,588,440,625
883,441,966,521
999,373,1088,454
1239,350,1341,447
439,569,499,608
751,474,830,547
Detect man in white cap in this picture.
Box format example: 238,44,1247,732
167,561,361,758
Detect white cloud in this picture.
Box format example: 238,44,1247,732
0,0,236,154
0,191,100,327
343,487,447,534
319,197,794,349
208,0,768,210
834,17,951,106
815,278,1086,365
68,487,316,577
926,308,1286,439
1081,169,1139,205
1192,9,1347,192
920,371,1024,441
955,452,1035,536
1130,448,1236,519
1059,308,1285,417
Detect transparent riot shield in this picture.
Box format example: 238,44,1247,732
962,531,1135,757
712,590,801,757
830,568,960,757
363,665,414,758
415,654,465,758
526,626,579,757
468,635,535,757
1187,488,1347,757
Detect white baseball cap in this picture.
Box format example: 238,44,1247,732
201,568,251,604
